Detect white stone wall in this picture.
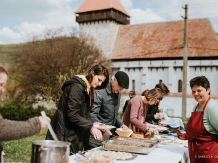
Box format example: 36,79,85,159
120,95,218,118
79,21,119,57
172,67,183,92
147,68,169,89
112,59,218,94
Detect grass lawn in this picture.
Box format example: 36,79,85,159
3,129,48,163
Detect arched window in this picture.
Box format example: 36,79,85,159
178,80,182,92
132,80,135,91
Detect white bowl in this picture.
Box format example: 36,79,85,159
115,128,133,137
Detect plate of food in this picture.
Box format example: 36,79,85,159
160,139,175,145
94,123,115,130
156,126,168,131
84,150,136,161
160,139,188,146
160,135,175,140
159,120,172,125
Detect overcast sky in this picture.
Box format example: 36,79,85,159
0,0,217,44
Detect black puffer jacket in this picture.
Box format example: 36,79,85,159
46,76,93,154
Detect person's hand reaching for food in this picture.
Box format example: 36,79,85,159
101,129,112,136
154,112,164,119
91,126,103,140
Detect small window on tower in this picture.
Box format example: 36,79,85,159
132,80,135,91
178,80,182,92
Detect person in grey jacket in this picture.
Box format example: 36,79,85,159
89,71,129,147
0,66,50,163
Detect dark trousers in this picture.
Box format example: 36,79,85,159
88,135,110,149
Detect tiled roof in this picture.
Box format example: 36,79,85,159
111,18,218,60
75,0,130,16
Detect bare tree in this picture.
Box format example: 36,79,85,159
9,28,111,103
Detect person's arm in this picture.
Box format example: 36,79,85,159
0,115,41,141
89,90,102,123
66,83,92,130
115,113,124,128
115,93,124,127
206,103,218,133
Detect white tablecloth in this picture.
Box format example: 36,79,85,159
69,144,190,163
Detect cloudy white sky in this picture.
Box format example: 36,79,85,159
0,0,217,44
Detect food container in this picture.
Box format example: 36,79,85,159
112,136,159,144
115,128,133,137
150,131,155,138
30,140,70,163
130,132,145,138
74,154,90,163
102,138,159,154
176,129,187,140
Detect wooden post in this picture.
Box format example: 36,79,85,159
182,4,188,121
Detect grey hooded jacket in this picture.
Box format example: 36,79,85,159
90,79,123,127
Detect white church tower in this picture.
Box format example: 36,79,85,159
75,0,130,57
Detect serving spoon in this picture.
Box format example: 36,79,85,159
41,111,58,143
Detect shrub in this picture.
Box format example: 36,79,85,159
0,104,55,120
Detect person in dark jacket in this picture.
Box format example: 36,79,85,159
144,82,170,124
46,65,109,154
88,71,129,147
145,82,184,132
0,66,50,163
122,90,136,115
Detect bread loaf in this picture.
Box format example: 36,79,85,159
130,132,144,138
